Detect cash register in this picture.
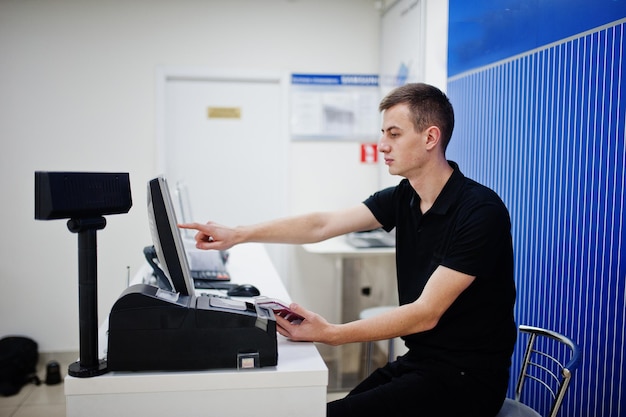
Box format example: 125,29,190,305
106,176,278,371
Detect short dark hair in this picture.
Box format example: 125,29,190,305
379,83,455,151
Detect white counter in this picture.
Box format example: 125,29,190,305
65,243,328,417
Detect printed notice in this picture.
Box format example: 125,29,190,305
290,74,380,141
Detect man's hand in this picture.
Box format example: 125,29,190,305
178,222,239,251
274,303,341,346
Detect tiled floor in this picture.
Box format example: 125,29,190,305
0,352,75,417
0,351,348,417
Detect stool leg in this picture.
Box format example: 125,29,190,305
387,339,394,363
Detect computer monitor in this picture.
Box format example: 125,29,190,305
147,176,195,297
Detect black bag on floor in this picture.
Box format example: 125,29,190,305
0,336,41,396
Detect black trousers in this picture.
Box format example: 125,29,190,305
327,355,508,417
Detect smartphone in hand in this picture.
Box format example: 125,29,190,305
255,297,304,324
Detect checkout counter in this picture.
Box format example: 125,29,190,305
64,243,328,417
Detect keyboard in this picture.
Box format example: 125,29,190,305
346,229,395,248
193,279,239,291
190,269,231,281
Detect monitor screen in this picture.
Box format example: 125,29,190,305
147,176,195,297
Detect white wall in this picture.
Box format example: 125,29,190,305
422,1,448,88
0,0,381,352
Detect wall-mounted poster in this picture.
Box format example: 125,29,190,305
290,73,380,141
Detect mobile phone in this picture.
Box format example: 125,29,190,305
255,297,304,324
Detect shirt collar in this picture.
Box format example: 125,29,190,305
426,161,465,216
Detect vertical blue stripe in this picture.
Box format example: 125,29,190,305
447,19,626,417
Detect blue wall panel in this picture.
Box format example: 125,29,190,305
447,19,626,417
448,0,626,76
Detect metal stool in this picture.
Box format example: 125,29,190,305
359,306,396,376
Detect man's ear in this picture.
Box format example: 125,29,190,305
424,126,442,150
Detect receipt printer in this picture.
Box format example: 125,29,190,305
106,284,278,371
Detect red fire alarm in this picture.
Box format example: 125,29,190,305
360,144,378,163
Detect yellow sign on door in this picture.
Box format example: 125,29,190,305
207,107,241,119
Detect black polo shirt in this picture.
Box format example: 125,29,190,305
363,161,516,372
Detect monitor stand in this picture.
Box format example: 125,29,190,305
66,217,109,378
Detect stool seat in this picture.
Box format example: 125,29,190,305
495,399,542,417
359,306,397,376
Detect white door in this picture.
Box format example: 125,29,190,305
157,70,289,274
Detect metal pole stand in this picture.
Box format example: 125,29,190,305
66,217,109,378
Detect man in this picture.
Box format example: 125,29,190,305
180,83,516,417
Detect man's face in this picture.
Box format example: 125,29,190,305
379,103,429,178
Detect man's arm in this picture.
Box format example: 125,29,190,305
276,265,475,345
178,203,381,251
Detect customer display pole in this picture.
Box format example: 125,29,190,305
67,217,109,377
34,171,132,378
